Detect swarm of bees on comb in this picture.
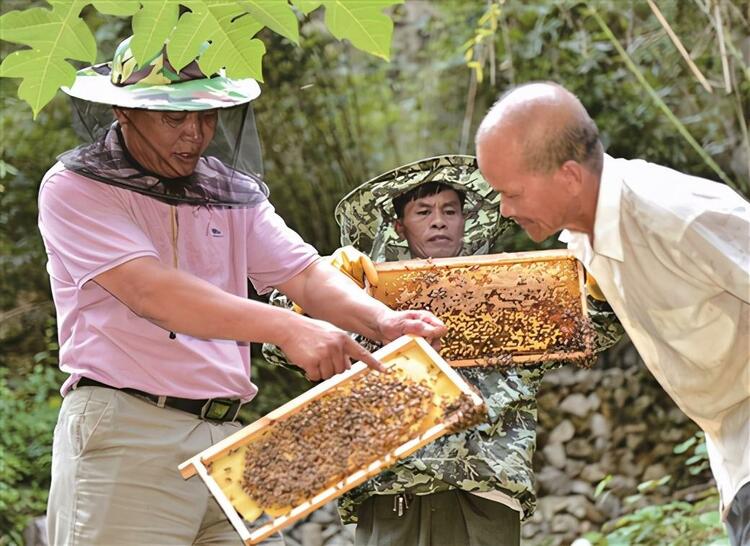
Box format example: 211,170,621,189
371,255,594,366
206,346,486,524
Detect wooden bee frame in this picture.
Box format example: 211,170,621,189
368,250,592,366
179,335,484,545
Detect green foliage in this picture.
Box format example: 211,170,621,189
318,0,402,61
586,433,727,545
0,0,96,117
582,494,728,546
0,0,402,117
0,319,63,545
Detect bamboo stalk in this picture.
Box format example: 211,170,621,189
646,0,713,93
713,0,733,93
587,4,737,190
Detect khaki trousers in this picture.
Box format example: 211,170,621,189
47,385,283,546
354,490,521,546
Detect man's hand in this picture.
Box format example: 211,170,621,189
373,308,448,349
278,315,386,381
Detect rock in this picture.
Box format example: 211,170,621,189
310,506,336,524
537,466,572,494
299,522,323,546
570,480,595,499
613,387,628,408
566,439,594,458
560,393,591,417
546,367,579,386
586,392,601,412
564,495,591,519
549,419,576,444
643,463,668,482
625,433,643,450
543,443,568,469
595,491,622,519
565,459,585,478
580,463,607,483
589,413,610,438
538,495,570,520
551,513,580,534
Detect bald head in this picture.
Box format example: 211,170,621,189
476,82,602,175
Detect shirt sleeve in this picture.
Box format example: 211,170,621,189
246,200,320,295
38,168,159,288
679,203,750,304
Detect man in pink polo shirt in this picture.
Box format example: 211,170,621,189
39,37,445,545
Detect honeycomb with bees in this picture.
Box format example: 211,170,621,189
179,336,486,545
368,250,593,366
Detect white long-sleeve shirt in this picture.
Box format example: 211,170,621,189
561,155,750,517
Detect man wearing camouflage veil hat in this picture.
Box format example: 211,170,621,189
265,155,621,545
38,36,447,545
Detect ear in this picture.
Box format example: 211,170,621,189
394,219,406,240
112,107,128,126
558,160,585,195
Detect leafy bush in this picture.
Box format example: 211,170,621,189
0,363,63,545
584,433,728,546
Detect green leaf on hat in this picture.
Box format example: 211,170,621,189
0,0,95,118
179,1,266,82
90,1,141,17
320,0,402,61
167,9,220,73
291,0,323,16
130,0,179,67
241,1,300,45
0,49,77,119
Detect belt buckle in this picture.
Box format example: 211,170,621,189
200,398,241,422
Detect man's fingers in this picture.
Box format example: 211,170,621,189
305,363,322,382
399,317,447,339
318,357,334,381
346,338,386,372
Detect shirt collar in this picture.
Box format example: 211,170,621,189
590,154,624,262
559,155,624,265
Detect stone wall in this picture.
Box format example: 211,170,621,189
524,341,712,545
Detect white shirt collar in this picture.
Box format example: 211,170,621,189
559,155,624,263
591,155,624,262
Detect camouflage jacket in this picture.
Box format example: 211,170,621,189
261,156,623,523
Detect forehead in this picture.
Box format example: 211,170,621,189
408,189,462,207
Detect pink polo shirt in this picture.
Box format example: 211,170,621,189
38,163,318,401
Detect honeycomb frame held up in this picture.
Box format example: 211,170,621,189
367,250,593,366
179,335,485,545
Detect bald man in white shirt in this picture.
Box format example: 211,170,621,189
475,81,749,545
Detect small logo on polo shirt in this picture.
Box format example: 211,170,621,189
210,227,224,237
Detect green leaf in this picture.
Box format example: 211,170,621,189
673,435,697,454
91,0,141,16
130,0,180,66
0,0,95,118
167,9,220,72
291,0,323,15
241,1,300,44
0,2,95,61
594,474,613,498
180,1,266,81
321,0,402,60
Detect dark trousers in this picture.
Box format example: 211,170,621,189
727,481,750,546
354,490,520,546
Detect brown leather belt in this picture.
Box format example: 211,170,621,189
76,377,243,422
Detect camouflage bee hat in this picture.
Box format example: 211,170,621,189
63,36,260,110
335,155,514,262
